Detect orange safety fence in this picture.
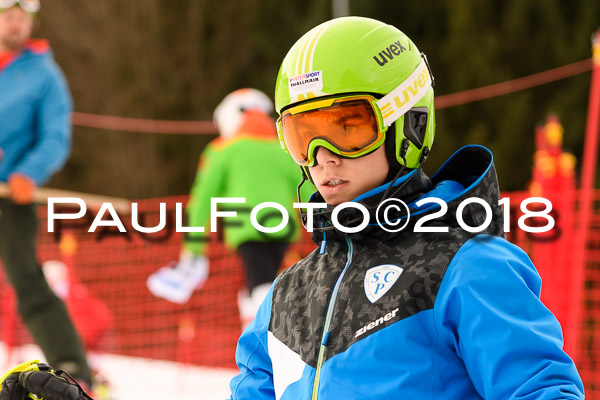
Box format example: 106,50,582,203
0,196,316,370
0,192,598,394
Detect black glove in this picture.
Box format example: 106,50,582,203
0,362,93,400
0,373,24,400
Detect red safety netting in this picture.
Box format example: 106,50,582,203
0,192,598,394
504,190,600,396
0,196,316,369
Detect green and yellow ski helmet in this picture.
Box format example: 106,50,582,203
275,16,435,169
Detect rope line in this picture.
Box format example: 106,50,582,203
72,112,218,135
71,58,594,134
435,58,593,109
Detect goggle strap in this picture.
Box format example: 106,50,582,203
376,56,432,127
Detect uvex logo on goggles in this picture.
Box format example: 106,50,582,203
0,0,39,13
377,57,432,127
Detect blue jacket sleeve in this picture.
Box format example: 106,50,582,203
434,235,584,399
229,283,275,400
13,60,72,185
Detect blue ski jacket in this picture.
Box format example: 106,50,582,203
0,42,72,185
229,145,584,399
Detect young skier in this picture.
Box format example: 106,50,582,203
228,16,584,400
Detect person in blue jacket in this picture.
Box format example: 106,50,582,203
226,17,584,399
0,1,92,390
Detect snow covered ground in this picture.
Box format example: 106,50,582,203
0,343,237,400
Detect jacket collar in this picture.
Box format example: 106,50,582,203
0,39,49,73
310,145,504,246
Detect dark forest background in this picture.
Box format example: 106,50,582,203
34,0,600,199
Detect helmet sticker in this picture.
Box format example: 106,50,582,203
288,71,323,98
376,57,432,127
373,40,407,67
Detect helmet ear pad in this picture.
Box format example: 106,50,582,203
403,107,429,150
384,106,431,175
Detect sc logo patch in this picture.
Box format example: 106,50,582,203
364,264,404,303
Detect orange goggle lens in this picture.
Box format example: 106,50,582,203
280,97,385,166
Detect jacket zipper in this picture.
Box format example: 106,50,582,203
311,236,354,400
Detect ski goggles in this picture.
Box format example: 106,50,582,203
277,94,388,167
277,56,433,167
0,0,40,13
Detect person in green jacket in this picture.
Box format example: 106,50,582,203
147,88,312,327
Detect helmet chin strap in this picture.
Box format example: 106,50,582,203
295,140,429,232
